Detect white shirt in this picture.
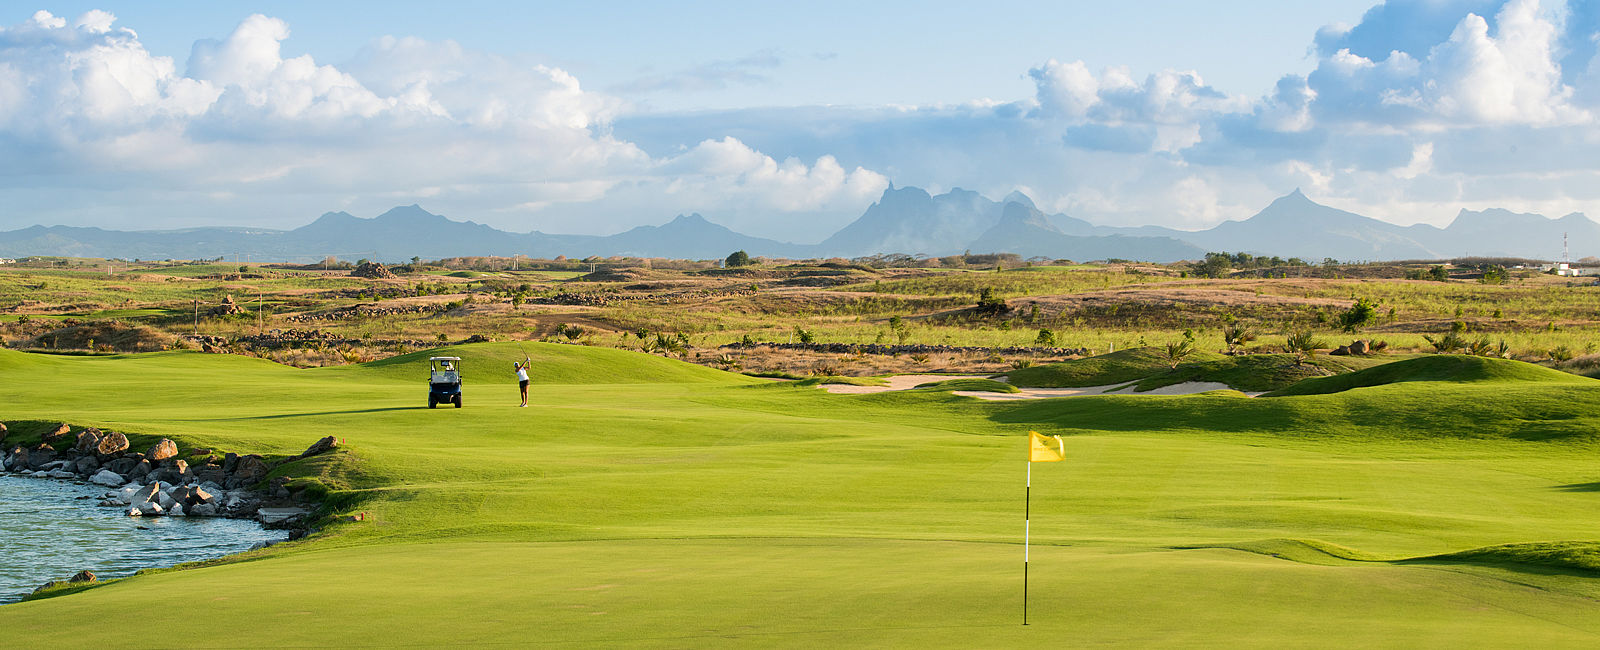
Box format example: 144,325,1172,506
516,367,529,382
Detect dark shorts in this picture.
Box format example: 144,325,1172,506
519,380,529,389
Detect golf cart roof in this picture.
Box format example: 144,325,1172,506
429,356,462,361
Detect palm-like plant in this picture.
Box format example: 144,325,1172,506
1222,325,1257,354
1423,333,1466,353
1465,337,1493,357
1163,339,1195,368
1283,330,1323,364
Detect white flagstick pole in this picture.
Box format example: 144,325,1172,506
1024,455,1031,626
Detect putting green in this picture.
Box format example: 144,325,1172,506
2,344,1599,646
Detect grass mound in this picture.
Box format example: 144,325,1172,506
27,321,174,353
912,378,1019,393
1178,538,1384,566
572,268,655,282
1133,354,1373,393
350,342,756,385
1264,355,1587,396
1188,539,1600,576
1410,541,1600,575
1005,347,1226,388
792,375,887,387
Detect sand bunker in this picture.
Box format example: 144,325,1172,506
956,381,1250,401
820,375,990,394
822,376,1256,400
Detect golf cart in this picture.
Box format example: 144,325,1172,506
428,356,463,408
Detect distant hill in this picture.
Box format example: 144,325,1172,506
1416,208,1600,259
816,185,1004,257
2,187,1596,262
1083,190,1599,262
966,201,1204,262
1175,190,1440,261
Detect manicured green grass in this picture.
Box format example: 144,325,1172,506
2,344,1600,645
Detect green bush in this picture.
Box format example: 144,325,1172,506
974,287,1007,316
1339,297,1379,333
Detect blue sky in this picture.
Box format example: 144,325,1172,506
2,1,1598,241
27,1,1379,110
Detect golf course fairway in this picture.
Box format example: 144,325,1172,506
3,344,1600,646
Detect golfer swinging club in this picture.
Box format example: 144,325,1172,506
514,357,530,407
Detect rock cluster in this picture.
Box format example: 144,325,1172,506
209,295,246,316
1330,339,1386,356
3,426,340,528
285,303,442,323
350,262,397,279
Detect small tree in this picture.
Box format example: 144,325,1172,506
975,287,1008,316
1338,297,1378,333
1480,265,1508,284
1427,265,1449,281
1191,254,1231,278
725,250,752,267
1035,329,1056,346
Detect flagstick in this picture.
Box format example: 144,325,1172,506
1024,457,1031,626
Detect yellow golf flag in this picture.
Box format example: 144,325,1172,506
1029,430,1064,462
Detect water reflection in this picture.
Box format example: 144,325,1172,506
0,475,287,603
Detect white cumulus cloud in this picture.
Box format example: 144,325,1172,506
0,10,892,236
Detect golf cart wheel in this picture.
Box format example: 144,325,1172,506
453,396,462,408
428,398,437,409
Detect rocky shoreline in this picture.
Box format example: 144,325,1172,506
1,422,334,535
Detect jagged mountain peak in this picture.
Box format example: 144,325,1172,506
998,200,1059,232
1001,190,1037,210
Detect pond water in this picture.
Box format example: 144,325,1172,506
0,474,286,603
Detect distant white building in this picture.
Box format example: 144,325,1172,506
1538,262,1591,276
0,258,14,265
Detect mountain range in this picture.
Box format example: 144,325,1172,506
1,187,1595,263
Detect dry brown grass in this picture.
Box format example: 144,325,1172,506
699,346,1073,376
